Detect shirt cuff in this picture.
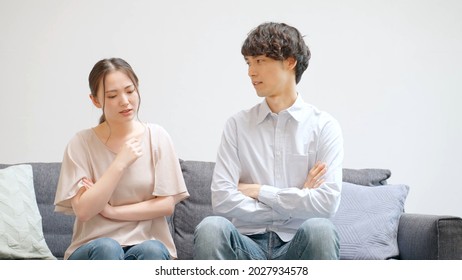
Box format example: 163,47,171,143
258,185,290,225
258,185,279,208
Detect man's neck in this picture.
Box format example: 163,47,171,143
265,90,298,114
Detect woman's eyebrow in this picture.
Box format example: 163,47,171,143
104,89,118,94
105,84,134,93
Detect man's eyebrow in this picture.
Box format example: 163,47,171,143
244,56,254,63
244,55,265,60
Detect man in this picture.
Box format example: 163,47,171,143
194,22,343,260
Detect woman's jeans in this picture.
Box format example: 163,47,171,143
68,238,171,260
194,216,339,260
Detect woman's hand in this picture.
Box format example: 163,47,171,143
80,177,94,189
114,138,143,169
100,203,115,220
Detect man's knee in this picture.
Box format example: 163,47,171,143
195,216,233,237
193,216,235,259
298,218,339,247
292,218,339,260
300,218,337,237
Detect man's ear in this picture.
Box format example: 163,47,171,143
89,94,102,108
286,57,298,70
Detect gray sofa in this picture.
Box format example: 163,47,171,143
1,160,461,260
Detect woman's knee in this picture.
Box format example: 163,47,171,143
93,237,120,246
140,240,168,251
86,237,124,259
128,240,170,260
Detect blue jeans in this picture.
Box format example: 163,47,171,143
193,216,339,260
68,237,171,260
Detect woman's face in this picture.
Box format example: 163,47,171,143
93,70,139,124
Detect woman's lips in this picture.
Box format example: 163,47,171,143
120,109,133,116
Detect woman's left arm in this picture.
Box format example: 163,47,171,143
100,196,175,221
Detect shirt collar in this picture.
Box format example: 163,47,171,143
256,99,272,124
286,94,306,122
256,94,306,124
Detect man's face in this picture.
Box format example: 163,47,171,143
244,55,294,98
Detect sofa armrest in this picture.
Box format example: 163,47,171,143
397,213,462,260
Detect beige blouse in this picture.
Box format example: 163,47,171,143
54,123,189,259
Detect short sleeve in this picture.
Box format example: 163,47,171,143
149,124,189,204
54,132,93,215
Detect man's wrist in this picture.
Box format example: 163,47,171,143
251,184,261,199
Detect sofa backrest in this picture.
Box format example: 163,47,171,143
173,160,215,259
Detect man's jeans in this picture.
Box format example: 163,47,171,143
68,237,171,260
194,216,339,260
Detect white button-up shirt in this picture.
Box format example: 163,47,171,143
211,95,344,241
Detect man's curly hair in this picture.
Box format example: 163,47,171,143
241,22,311,84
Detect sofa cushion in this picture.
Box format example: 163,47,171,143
0,164,55,259
330,182,409,259
0,162,74,259
342,168,391,186
29,162,74,259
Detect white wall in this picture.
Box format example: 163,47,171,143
1,0,461,217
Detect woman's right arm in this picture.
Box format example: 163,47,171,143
71,138,142,222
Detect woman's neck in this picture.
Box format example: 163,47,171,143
95,120,145,144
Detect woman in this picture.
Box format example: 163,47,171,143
54,58,189,260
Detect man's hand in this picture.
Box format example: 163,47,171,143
304,162,327,189
238,183,261,199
